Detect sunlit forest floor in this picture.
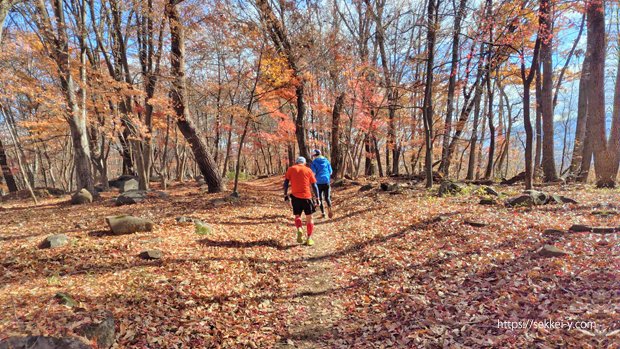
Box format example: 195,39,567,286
1,177,618,348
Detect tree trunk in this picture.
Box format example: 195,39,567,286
521,39,541,190
466,89,482,180
35,0,95,194
255,0,309,160
540,0,558,182
0,136,17,192
330,92,345,179
0,0,17,44
167,0,222,193
484,74,495,179
587,0,619,187
440,0,467,176
422,0,437,188
570,54,590,176
534,64,543,170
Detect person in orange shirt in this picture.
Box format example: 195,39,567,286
283,156,321,246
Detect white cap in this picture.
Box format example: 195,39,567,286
295,156,306,164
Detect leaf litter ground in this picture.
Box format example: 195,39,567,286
0,178,618,348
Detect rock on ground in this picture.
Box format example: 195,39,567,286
70,189,92,205
481,186,499,196
108,175,138,189
119,179,139,193
358,184,374,192
537,244,568,258
505,195,534,207
438,181,463,197
39,234,69,249
139,249,163,260
75,314,115,349
116,190,147,206
106,215,154,235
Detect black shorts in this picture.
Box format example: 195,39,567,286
291,195,315,215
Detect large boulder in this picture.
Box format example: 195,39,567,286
108,175,138,190
70,189,92,205
105,215,153,235
119,179,139,193
40,234,69,249
115,190,147,206
438,181,463,197
75,314,115,349
505,195,534,207
523,190,550,205
0,336,90,349
380,182,400,192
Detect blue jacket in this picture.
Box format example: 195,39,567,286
311,156,333,184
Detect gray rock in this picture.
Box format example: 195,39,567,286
139,249,163,260
592,227,615,234
75,314,115,349
176,216,196,223
479,198,496,205
438,181,462,197
464,220,487,227
106,215,153,235
115,190,147,206
119,179,139,193
550,194,578,205
70,189,92,205
40,234,69,249
482,186,499,196
569,224,591,232
505,195,534,207
0,336,90,349
537,245,568,258
108,175,138,189
359,184,374,192
523,190,550,205
55,292,77,307
380,183,399,192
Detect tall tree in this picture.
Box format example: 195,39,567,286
422,0,438,188
166,0,223,193
539,0,558,181
255,0,310,160
520,37,541,190
34,0,95,194
439,0,467,177
587,0,620,187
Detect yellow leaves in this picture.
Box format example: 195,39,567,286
259,54,294,89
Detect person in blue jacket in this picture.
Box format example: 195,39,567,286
310,149,333,218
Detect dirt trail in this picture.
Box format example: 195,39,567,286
243,180,344,348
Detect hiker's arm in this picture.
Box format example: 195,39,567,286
283,179,290,201
311,183,319,199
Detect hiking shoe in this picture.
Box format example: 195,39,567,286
296,229,304,244
321,213,326,219
328,208,334,218
305,238,315,246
